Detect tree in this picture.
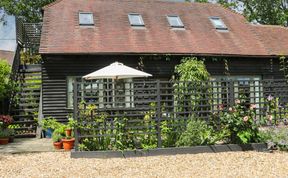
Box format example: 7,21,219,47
0,59,12,99
243,0,288,26
0,0,55,22
194,0,288,26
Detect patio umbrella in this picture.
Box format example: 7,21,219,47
83,61,152,80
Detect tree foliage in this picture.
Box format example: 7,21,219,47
243,0,288,26
0,0,55,22
0,59,12,99
174,57,210,82
194,0,288,26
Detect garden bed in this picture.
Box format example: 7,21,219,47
71,143,267,158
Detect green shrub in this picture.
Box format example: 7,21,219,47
0,59,12,99
0,129,10,138
40,117,62,131
176,119,218,147
259,127,288,151
52,131,63,143
213,97,262,144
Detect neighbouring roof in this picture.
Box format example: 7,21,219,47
39,0,288,57
0,50,15,65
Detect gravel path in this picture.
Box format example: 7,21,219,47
0,151,288,178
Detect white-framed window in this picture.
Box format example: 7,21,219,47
209,17,228,30
67,77,134,108
128,13,145,26
211,76,262,110
167,15,184,28
67,76,77,108
79,12,94,26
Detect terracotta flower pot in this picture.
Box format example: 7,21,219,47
65,129,72,137
62,138,75,151
8,136,14,143
0,137,9,145
53,141,63,150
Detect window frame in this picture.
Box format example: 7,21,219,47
167,15,184,28
66,77,135,109
67,76,77,109
128,13,145,27
209,16,228,30
79,12,94,26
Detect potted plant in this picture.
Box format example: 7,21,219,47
0,129,10,145
7,128,15,143
65,118,77,137
52,131,63,150
40,117,61,138
62,136,75,151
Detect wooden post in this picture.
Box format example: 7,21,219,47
36,87,43,138
73,81,79,151
156,80,162,148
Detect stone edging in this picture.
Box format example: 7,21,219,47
71,143,267,159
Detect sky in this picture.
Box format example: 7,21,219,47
0,10,17,52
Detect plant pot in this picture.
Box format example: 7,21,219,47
65,129,72,137
0,137,9,145
53,141,63,150
8,136,14,143
62,138,75,151
45,128,54,138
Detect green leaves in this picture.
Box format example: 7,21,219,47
176,119,219,147
175,57,210,82
0,0,55,22
243,0,288,26
0,59,12,100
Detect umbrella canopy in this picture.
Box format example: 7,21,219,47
83,62,152,80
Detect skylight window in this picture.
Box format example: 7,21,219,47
210,17,228,30
167,15,184,28
79,12,94,26
128,14,145,26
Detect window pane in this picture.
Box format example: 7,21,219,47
79,13,94,25
167,16,184,27
128,14,144,26
210,17,228,30
67,76,76,108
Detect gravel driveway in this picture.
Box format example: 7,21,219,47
0,151,288,178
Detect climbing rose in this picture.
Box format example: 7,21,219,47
243,116,249,122
267,95,274,101
218,104,224,111
267,115,273,121
235,99,241,104
250,104,256,110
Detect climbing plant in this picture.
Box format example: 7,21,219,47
174,57,211,113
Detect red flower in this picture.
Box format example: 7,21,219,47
0,115,13,127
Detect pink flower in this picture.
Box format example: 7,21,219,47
243,116,249,122
267,115,273,121
218,104,224,111
267,95,274,101
228,107,233,112
235,99,241,104
250,104,256,110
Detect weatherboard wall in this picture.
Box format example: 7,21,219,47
41,55,283,121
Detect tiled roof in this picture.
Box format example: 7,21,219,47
39,0,288,57
251,25,288,56
0,50,15,65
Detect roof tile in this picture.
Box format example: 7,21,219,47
39,0,288,57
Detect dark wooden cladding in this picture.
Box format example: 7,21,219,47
42,55,284,121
